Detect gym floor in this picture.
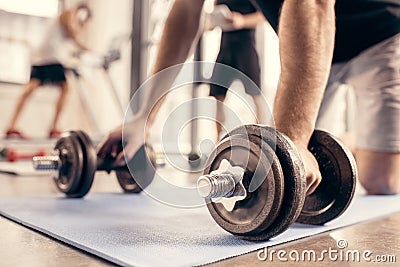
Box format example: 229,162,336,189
0,170,399,266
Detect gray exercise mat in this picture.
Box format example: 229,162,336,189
0,193,399,267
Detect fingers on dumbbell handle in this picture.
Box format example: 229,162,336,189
96,156,121,172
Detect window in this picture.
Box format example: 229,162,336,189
0,0,59,18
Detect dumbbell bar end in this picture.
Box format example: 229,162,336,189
33,155,61,170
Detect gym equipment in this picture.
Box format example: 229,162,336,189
66,34,133,136
197,125,357,240
188,37,203,168
32,130,156,198
0,148,46,162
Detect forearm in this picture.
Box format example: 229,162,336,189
274,0,335,146
71,38,88,51
60,12,88,51
136,0,204,125
75,36,90,50
152,1,203,74
242,11,265,29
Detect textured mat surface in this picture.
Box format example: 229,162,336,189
0,193,399,267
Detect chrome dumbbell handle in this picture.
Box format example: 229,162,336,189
197,173,237,198
197,159,247,199
197,159,247,211
33,151,125,173
32,154,60,171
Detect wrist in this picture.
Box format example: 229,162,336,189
275,123,313,150
129,113,152,138
130,101,152,129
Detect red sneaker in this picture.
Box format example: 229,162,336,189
5,130,29,140
49,130,62,139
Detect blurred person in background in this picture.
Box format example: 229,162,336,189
4,3,92,139
206,0,266,139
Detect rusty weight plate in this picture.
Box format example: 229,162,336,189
223,125,307,240
204,133,285,238
296,130,357,225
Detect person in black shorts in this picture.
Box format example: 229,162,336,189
208,0,265,139
5,3,92,139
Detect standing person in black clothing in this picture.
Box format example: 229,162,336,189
98,0,400,196
208,0,265,139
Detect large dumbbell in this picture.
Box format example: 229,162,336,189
32,130,156,198
197,125,357,241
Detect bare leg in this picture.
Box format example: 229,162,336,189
215,95,226,139
356,149,400,195
6,79,41,131
49,82,70,132
339,131,356,154
252,94,268,125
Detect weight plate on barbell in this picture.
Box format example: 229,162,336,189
116,167,142,193
65,130,97,198
222,125,307,240
53,132,83,194
124,144,157,193
204,133,285,238
296,130,357,225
